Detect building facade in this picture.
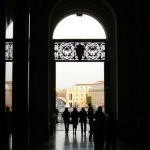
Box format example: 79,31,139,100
66,81,104,108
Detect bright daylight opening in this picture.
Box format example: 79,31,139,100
53,14,106,39
53,14,106,124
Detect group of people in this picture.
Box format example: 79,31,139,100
62,103,118,150
62,106,87,135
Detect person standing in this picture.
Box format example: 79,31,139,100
105,112,118,150
70,107,79,135
62,108,70,134
88,103,94,141
79,107,88,135
93,106,106,150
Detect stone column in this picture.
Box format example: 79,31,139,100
12,0,29,149
29,0,49,144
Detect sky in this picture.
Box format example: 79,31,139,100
6,14,105,87
56,62,104,88
53,14,106,39
6,62,13,81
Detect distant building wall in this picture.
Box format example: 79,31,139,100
66,81,104,107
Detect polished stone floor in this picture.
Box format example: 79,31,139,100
31,123,142,150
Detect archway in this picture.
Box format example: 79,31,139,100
53,14,106,127
48,0,118,135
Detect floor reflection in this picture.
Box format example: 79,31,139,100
30,123,142,150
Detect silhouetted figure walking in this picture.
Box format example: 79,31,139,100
79,107,87,135
70,107,79,135
105,112,118,150
88,103,94,141
93,106,106,150
62,108,70,134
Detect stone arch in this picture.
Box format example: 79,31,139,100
48,0,118,118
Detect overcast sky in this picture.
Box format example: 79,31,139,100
53,14,106,39
6,62,104,88
56,62,104,88
6,62,12,81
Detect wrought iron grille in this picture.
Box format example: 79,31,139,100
53,39,106,62
4,39,106,62
5,39,13,61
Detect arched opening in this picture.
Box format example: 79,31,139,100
52,14,106,128
48,0,118,137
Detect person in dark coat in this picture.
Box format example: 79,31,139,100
79,107,87,135
105,112,118,150
70,107,79,135
62,107,70,134
88,103,94,141
93,106,106,150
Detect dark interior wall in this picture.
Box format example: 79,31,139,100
111,0,137,132
108,0,148,143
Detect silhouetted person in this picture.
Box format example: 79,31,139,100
62,108,70,134
5,106,12,150
70,107,79,135
93,106,106,150
105,112,118,150
79,107,88,135
88,103,94,141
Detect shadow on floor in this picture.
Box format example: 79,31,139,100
30,123,143,150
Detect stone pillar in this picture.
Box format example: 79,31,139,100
12,0,29,149
49,60,56,135
29,0,49,144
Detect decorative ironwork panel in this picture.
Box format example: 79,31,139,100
5,40,13,61
53,40,106,61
